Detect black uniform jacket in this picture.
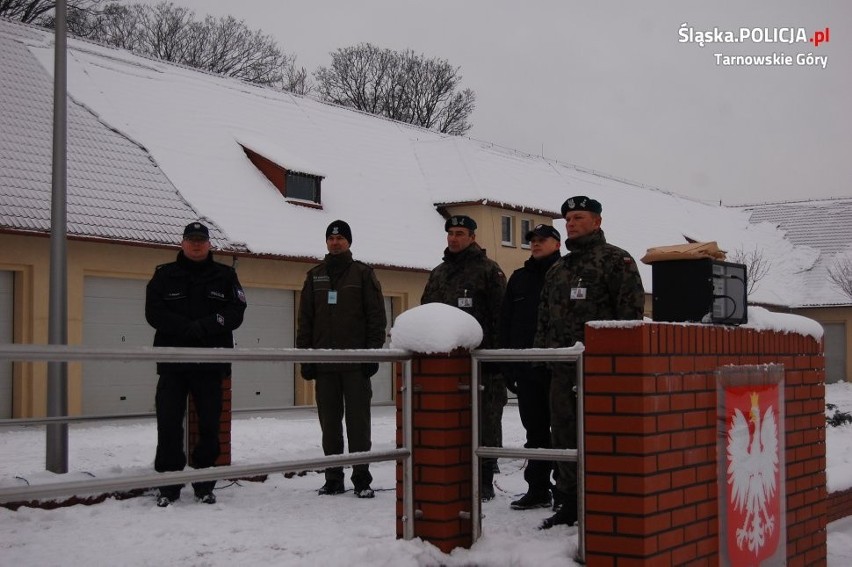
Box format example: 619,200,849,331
498,251,560,386
499,251,561,350
145,251,247,377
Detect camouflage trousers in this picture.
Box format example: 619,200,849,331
480,371,508,449
550,363,578,496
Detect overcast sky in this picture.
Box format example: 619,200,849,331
136,0,849,206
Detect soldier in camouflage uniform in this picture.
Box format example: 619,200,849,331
534,196,645,529
421,214,507,501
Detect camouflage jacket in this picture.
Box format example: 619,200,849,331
421,243,506,349
533,229,644,349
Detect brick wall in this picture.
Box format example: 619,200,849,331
583,323,826,566
395,352,473,553
828,488,852,523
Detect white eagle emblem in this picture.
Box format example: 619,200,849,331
726,391,779,554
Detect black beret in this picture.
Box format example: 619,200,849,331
445,215,477,232
561,196,602,216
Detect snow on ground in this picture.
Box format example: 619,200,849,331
0,383,851,566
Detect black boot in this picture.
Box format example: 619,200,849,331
539,492,577,529
510,489,552,510
481,462,495,501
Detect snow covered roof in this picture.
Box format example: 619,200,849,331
742,198,852,307
743,198,852,257
0,20,236,251
0,18,842,308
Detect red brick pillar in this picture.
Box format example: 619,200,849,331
396,351,473,553
582,323,826,566
187,375,232,466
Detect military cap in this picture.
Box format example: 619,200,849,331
561,196,602,217
525,224,561,242
445,215,477,232
183,221,209,239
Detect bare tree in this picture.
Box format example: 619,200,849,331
729,246,771,296
67,3,144,51
828,252,852,300
315,43,475,135
53,2,303,92
0,0,104,24
284,65,313,96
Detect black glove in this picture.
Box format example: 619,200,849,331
301,363,317,381
362,363,379,378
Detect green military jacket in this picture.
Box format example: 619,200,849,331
534,229,644,349
297,250,387,372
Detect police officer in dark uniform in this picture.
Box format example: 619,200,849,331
534,197,644,529
421,214,507,501
145,221,247,507
499,223,562,511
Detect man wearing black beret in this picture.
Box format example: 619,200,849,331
534,196,645,529
422,214,507,501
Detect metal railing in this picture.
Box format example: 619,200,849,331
0,344,417,540
471,346,585,563
0,343,586,557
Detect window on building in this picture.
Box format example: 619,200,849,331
239,144,323,207
501,215,514,246
285,172,321,203
824,323,847,384
520,219,533,248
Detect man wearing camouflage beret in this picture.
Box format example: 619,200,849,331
534,196,645,529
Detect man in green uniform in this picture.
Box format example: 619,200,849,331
297,220,387,498
535,196,645,529
421,214,507,500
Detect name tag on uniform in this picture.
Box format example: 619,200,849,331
328,290,338,304
571,287,587,300
458,297,473,308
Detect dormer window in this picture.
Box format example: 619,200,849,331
238,142,324,207
286,171,321,203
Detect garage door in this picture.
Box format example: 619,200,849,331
0,271,13,418
231,287,295,410
83,277,157,415
371,297,394,404
84,277,300,414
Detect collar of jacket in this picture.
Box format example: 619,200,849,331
565,229,606,253
176,250,214,271
442,242,486,263
524,250,561,272
323,249,354,273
